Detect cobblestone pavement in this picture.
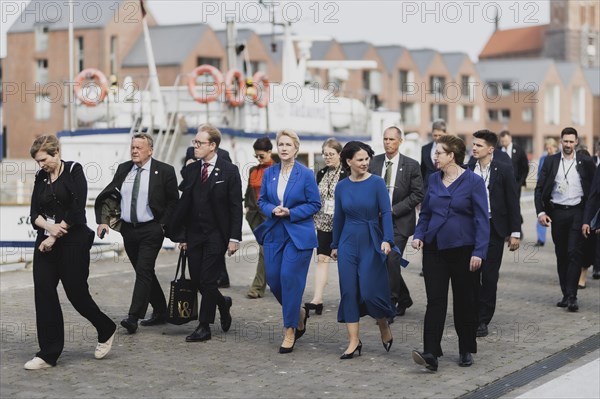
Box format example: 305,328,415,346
1,206,599,398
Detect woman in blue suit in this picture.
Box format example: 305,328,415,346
254,130,321,353
411,135,490,372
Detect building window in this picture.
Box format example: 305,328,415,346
35,94,51,120
77,37,84,73
362,70,370,91
399,69,409,93
571,87,585,125
35,25,49,52
36,59,49,84
400,102,419,125
249,61,266,75
544,84,560,125
430,103,447,122
461,75,470,97
110,36,118,76
522,108,533,122
197,57,221,69
456,104,475,121
430,76,445,95
488,109,510,122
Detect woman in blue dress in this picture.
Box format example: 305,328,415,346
331,141,396,359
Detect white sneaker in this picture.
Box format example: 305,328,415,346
94,331,115,359
24,357,52,370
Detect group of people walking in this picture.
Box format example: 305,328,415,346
24,122,599,372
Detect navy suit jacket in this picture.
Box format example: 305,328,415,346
414,169,490,259
534,153,596,215
501,143,529,187
468,159,520,238
254,162,321,250
168,155,243,245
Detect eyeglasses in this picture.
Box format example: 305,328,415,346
254,154,266,160
322,152,337,158
191,140,211,147
434,150,449,157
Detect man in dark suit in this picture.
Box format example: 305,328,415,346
95,133,179,333
421,119,447,191
370,126,424,318
535,127,596,312
169,124,243,342
582,165,600,280
499,131,529,235
181,132,232,288
469,130,521,337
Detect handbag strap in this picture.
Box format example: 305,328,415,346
174,249,188,279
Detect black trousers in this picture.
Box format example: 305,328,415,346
422,243,479,357
550,207,584,298
33,225,116,365
121,221,167,319
478,227,505,326
386,233,412,308
187,230,227,325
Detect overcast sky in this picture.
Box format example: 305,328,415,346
1,0,550,60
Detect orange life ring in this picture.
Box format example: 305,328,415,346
188,65,223,104
74,68,108,106
251,72,270,108
224,69,246,107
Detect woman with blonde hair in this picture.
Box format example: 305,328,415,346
25,135,116,370
253,130,321,353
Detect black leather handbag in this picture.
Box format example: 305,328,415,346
167,250,198,325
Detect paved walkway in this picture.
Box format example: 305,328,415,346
1,205,599,398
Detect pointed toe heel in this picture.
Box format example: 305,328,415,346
340,340,362,359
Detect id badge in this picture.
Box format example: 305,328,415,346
557,180,568,194
324,199,335,215
44,217,55,236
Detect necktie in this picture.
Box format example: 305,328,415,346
201,162,210,183
384,161,393,187
130,167,142,224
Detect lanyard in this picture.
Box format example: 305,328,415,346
561,158,575,182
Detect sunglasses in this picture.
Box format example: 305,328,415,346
254,154,266,160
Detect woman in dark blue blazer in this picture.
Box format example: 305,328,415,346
411,135,490,372
253,130,321,354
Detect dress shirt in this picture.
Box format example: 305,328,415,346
120,158,154,223
551,154,584,206
380,152,400,204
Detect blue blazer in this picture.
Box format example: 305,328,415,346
254,162,321,250
414,169,490,259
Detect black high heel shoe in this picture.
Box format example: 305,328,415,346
382,325,393,352
279,335,296,354
304,302,323,315
295,307,310,340
340,340,362,359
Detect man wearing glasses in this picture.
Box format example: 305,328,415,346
168,125,243,342
370,126,424,320
181,124,232,288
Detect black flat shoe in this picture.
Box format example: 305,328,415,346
592,271,600,280
304,302,323,315
295,307,309,340
412,351,438,371
476,323,488,338
186,325,211,342
340,340,362,359
120,317,138,334
459,352,473,367
556,297,568,307
567,297,579,312
140,312,167,326
219,296,233,332
578,284,586,289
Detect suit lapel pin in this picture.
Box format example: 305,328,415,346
399,168,403,171
154,170,158,174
